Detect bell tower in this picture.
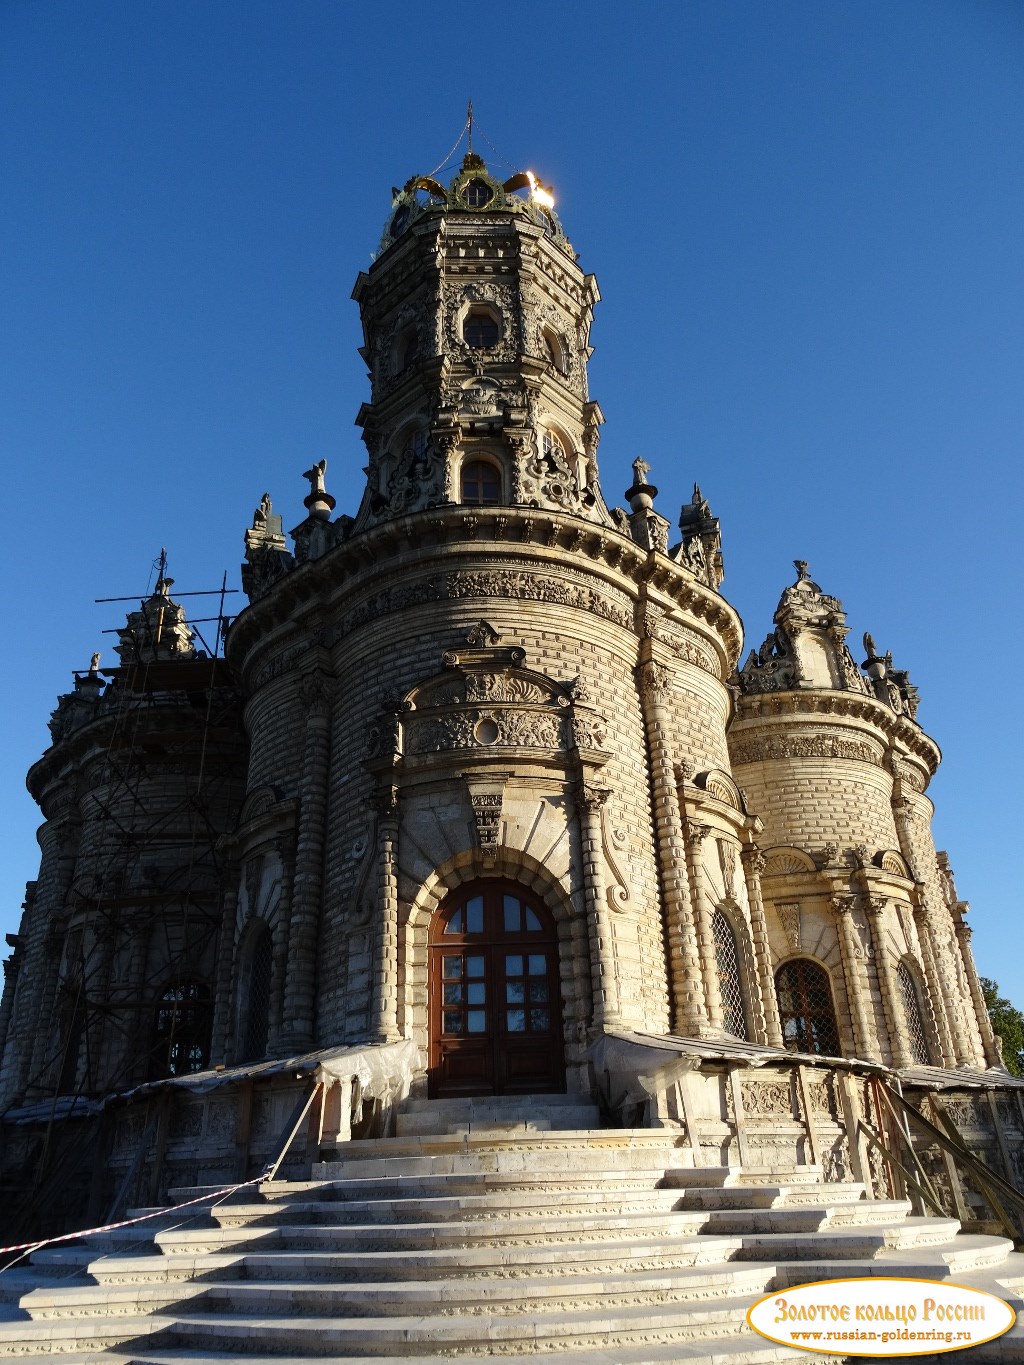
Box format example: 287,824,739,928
350,150,610,529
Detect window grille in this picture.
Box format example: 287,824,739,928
897,961,931,1065
242,926,273,1062
775,959,840,1056
712,909,748,1039
152,981,211,1078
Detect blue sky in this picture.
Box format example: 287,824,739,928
2,2,1022,1004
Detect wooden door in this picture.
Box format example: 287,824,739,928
428,882,565,1098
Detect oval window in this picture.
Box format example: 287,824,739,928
463,310,500,349
465,178,494,208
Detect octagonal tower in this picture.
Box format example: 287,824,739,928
227,152,751,1096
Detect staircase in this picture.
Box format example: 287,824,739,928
1,1096,1023,1363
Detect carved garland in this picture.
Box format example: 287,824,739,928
730,734,882,767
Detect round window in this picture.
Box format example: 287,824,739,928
463,310,500,349
390,205,410,237
465,178,494,208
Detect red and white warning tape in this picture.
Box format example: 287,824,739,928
0,1173,268,1262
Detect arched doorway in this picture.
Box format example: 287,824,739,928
428,881,566,1098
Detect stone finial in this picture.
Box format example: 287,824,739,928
675,481,724,589
624,458,670,553
860,633,921,720
625,457,656,512
114,559,196,665
302,459,336,520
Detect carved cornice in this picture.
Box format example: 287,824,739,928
731,688,940,775
228,505,742,689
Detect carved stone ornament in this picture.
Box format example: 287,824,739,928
777,902,801,951
466,620,501,647
463,774,507,861
730,734,881,767
336,564,633,646
737,564,869,699
718,840,738,899
637,661,671,702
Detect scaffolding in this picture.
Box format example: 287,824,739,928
0,552,248,1236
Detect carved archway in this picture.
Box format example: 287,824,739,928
428,880,566,1098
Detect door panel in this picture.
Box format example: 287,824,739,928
428,883,565,1098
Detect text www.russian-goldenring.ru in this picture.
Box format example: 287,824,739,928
791,1330,973,1345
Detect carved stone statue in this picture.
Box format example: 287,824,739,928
303,460,328,496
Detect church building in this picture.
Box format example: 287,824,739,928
0,146,1010,1237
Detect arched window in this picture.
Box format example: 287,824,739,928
542,430,566,466
712,910,748,1040
402,429,428,464
151,981,212,1079
395,326,418,374
463,308,500,349
775,959,840,1056
239,922,273,1063
542,327,567,375
897,961,931,1065
461,459,501,506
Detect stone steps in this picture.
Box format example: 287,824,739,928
81,1235,750,1285
106,1295,799,1355
3,1341,828,1365
20,1263,780,1322
207,1189,686,1225
0,1114,1014,1361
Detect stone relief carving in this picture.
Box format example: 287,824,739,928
644,615,721,679
406,709,564,755
470,793,503,856
337,563,634,642
718,840,739,899
599,803,632,913
730,735,881,767
777,903,801,951
570,713,608,750
464,673,547,703
741,1080,794,1117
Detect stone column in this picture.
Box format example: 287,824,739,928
23,820,79,1093
742,848,783,1046
371,786,401,1043
864,895,913,1069
685,823,724,1030
267,843,295,1056
910,889,954,1067
574,783,623,1029
832,893,875,1059
279,672,334,1054
0,948,23,1076
208,861,239,1063
953,913,1000,1067
636,658,706,1037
